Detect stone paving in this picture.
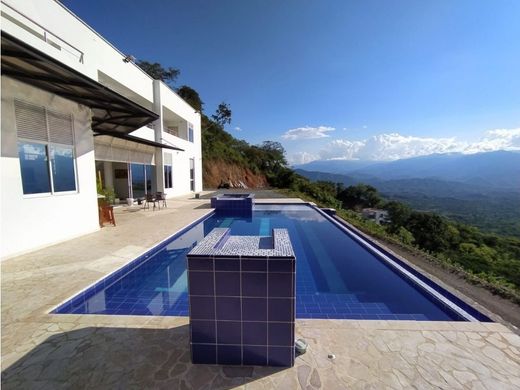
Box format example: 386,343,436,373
2,194,520,389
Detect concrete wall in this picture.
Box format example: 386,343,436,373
1,77,99,259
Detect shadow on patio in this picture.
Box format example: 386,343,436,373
1,323,286,389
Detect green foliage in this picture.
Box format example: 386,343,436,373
137,60,180,86
397,226,415,245
385,201,412,233
177,85,204,112
337,184,382,210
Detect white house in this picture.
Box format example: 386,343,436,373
0,0,203,259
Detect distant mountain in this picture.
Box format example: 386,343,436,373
296,151,520,191
295,151,520,236
293,159,378,174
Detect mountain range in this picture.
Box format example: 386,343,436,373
294,151,520,236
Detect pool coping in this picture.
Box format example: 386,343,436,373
50,201,490,323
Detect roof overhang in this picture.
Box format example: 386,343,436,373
1,32,159,134
94,130,184,151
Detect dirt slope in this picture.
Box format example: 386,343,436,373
203,160,268,189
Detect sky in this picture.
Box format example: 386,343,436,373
62,0,520,164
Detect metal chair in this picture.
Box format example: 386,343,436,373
143,193,157,210
156,192,167,209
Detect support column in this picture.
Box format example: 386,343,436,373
152,79,165,193
103,161,114,189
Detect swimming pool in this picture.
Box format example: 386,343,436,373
53,204,490,321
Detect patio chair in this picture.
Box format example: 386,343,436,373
156,192,167,209
143,193,157,210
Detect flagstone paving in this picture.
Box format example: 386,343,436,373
2,194,520,389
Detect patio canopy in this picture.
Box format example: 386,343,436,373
94,130,184,151
1,32,159,134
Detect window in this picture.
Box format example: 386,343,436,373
188,123,194,143
15,100,77,195
189,158,195,191
164,165,172,189
164,152,173,189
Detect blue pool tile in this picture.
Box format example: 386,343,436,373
268,258,294,273
190,297,215,320
242,298,267,321
243,322,267,345
215,272,240,296
242,273,267,297
214,257,240,271
268,323,292,346
217,345,242,365
188,257,213,271
268,346,294,367
241,257,267,272
243,345,267,366
268,273,293,298
217,321,241,344
188,272,214,296
192,344,216,364
216,297,241,321
268,298,293,322
191,320,216,343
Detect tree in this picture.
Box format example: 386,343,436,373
177,85,204,112
212,102,232,126
407,212,451,252
137,60,180,86
337,184,382,210
384,201,412,233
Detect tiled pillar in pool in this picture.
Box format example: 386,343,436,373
187,227,296,367
210,193,255,216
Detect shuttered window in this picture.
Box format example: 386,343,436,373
15,100,77,195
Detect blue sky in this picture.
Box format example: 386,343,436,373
63,0,520,163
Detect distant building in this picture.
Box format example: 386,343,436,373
361,208,390,225
1,0,202,259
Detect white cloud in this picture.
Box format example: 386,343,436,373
234,126,242,132
464,128,520,154
289,151,320,165
292,128,520,162
282,126,335,140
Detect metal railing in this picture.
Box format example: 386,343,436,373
1,1,84,63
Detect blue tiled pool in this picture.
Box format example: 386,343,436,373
53,204,490,321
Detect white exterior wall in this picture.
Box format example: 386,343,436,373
1,77,99,259
1,0,203,258
158,82,203,196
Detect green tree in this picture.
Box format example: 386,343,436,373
407,212,451,252
384,201,412,233
337,184,382,210
177,85,204,112
212,102,232,126
137,60,180,86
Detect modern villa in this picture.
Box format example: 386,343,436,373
2,1,520,388
1,0,202,259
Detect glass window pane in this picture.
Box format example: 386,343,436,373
50,145,76,192
18,142,51,194
164,165,172,189
131,163,145,198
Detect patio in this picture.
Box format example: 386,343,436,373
2,193,520,389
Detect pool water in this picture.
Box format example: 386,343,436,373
54,205,481,320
